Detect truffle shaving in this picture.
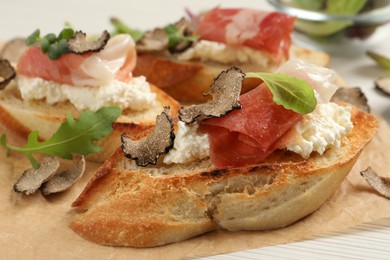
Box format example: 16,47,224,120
14,156,60,195
375,77,390,96
136,28,169,53
136,17,195,53
0,59,16,90
68,30,110,54
331,87,370,113
0,38,27,63
179,67,244,124
121,107,175,166
169,18,195,53
41,156,86,195
361,167,390,199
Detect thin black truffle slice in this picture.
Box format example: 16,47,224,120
0,59,16,90
41,156,86,195
168,18,195,53
121,107,175,166
330,87,370,113
136,28,169,53
375,77,390,96
179,67,244,124
0,38,27,63
361,167,390,199
67,30,110,54
14,156,60,195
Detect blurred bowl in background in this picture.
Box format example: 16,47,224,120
268,0,390,55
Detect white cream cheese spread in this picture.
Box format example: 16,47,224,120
16,75,156,111
178,40,274,67
284,103,353,158
163,102,353,165
163,121,210,164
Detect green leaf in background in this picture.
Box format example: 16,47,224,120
294,0,367,37
367,51,390,70
295,20,352,36
0,106,122,168
292,0,325,11
110,17,144,42
164,24,199,49
164,25,181,48
245,72,317,114
326,0,367,15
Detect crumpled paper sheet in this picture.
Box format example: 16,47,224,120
1,121,389,260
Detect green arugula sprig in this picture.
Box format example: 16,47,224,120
0,106,121,168
25,28,75,60
110,17,199,48
246,72,317,114
110,17,144,42
163,24,199,48
367,51,390,70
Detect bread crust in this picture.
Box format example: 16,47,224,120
0,82,180,162
133,46,330,104
69,104,378,247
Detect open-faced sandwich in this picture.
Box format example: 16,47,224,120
70,59,378,247
131,7,330,103
0,29,179,162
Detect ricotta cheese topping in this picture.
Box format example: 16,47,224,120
284,103,353,158
178,40,274,67
16,75,156,111
163,121,210,164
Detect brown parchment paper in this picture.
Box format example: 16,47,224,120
1,120,390,260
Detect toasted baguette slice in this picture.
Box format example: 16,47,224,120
0,81,180,162
133,45,330,103
69,104,378,247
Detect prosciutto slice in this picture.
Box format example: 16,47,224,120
200,85,302,169
200,59,339,169
195,7,295,61
17,34,136,87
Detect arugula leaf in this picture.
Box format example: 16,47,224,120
110,17,144,42
367,51,390,70
245,72,317,114
164,25,181,48
163,24,199,49
25,28,75,60
25,29,41,46
0,106,121,168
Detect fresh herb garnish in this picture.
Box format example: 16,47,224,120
367,51,390,70
110,17,198,49
110,17,144,42
25,28,75,60
245,72,317,114
164,24,199,48
0,106,121,168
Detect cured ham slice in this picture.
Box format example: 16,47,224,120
200,59,339,169
200,85,302,168
195,8,295,61
17,34,136,87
